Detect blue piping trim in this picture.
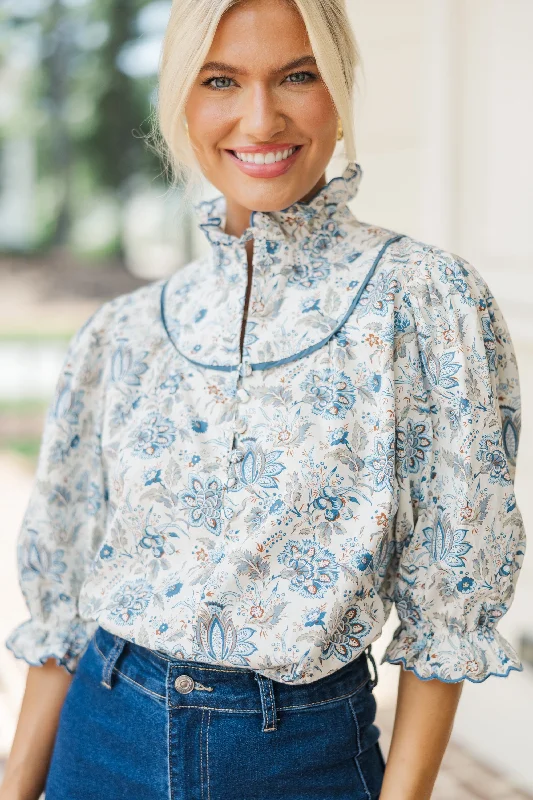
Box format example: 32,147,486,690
382,655,524,684
160,233,405,373
160,280,240,372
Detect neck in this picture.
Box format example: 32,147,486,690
223,172,328,240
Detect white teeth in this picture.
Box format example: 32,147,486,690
234,147,297,164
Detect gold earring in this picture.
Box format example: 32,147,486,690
336,117,344,141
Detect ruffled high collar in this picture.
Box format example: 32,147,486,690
193,161,363,249
161,159,403,373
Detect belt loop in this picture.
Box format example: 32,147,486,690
253,672,278,732
365,644,378,689
100,634,127,690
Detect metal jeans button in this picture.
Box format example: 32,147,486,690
174,674,195,694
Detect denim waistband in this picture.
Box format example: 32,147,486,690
92,625,374,732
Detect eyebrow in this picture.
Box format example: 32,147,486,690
198,55,318,75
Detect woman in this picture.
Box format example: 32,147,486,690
1,1,525,798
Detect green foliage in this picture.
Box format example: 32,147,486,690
2,0,166,251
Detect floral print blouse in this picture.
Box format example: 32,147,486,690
5,161,526,685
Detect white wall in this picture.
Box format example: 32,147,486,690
347,0,533,791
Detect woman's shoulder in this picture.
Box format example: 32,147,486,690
64,274,173,366
355,224,496,314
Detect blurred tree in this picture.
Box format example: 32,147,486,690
2,0,167,256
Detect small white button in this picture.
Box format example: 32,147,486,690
227,477,237,488
236,388,250,403
239,360,253,377
234,417,248,434
229,450,244,463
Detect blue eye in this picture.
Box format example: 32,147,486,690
286,71,317,84
201,76,235,90
201,71,317,91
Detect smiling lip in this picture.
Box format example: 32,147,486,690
226,144,303,177
228,143,300,153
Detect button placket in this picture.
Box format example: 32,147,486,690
223,356,252,490
234,416,248,435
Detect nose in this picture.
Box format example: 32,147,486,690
239,84,286,141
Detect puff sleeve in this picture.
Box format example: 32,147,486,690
5,306,110,673
383,247,526,682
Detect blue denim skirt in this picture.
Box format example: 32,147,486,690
45,625,385,799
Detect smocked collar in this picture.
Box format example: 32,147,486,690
193,161,363,249
162,157,403,374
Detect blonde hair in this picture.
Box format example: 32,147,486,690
149,0,360,200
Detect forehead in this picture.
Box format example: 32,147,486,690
207,0,311,65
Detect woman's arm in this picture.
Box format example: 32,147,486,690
380,669,463,799
0,660,73,800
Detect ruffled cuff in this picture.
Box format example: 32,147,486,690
382,623,523,683
5,617,98,674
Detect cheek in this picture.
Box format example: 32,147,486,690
185,93,233,148
289,89,337,136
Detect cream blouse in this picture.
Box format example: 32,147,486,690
5,161,525,685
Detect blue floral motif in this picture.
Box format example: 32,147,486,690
329,427,349,447
132,413,177,459
480,315,497,373
191,419,208,433
195,601,258,665
358,273,401,317
52,381,85,425
457,576,475,593
393,589,423,627
478,434,511,484
438,258,476,305
165,582,182,597
475,603,504,642
422,509,472,568
160,373,183,394
300,368,356,419
365,436,394,492
100,544,114,559
179,474,224,535
353,550,373,571
312,487,351,522
142,468,162,486
109,579,153,626
229,437,285,490
420,350,462,390
20,538,67,584
396,421,431,476
289,256,330,288
139,519,180,558
322,605,371,662
366,373,382,393
500,406,520,467
85,482,103,516
278,540,339,598
111,342,149,386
